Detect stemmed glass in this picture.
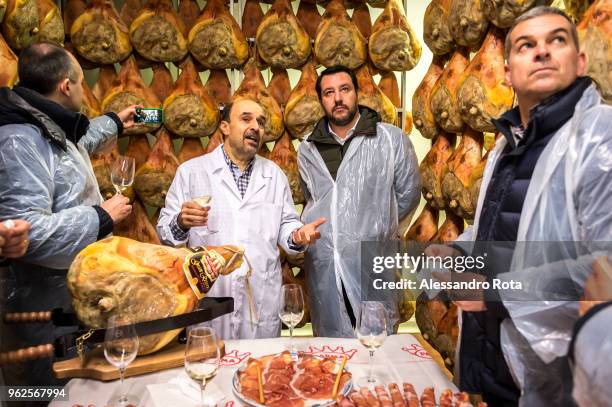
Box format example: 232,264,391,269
110,156,135,195
104,315,140,406
355,301,388,387
184,327,221,407
279,284,304,360
188,172,218,237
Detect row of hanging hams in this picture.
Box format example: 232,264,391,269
57,0,422,73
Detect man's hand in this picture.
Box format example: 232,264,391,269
580,256,612,316
178,201,209,230
116,105,141,130
101,194,132,224
292,217,326,246
0,219,31,258
432,270,488,312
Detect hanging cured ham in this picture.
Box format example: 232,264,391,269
420,132,456,210
577,0,612,104
63,0,86,38
378,71,401,108
92,65,117,102
369,0,421,71
356,64,397,125
256,0,311,69
113,200,161,245
415,291,459,369
36,0,63,45
68,236,244,354
457,28,514,133
430,47,470,133
178,137,205,164
130,0,188,63
565,0,596,22
178,0,199,29
403,204,439,242
205,128,224,153
125,134,151,169
284,60,324,140
101,58,162,135
432,210,464,242
268,68,292,111
119,0,144,27
0,34,18,87
81,80,101,118
205,69,232,109
441,129,483,220
423,0,455,55
241,0,263,39
163,57,219,138
352,1,372,39
269,132,305,205
449,0,488,48
71,0,131,64
1,0,39,50
413,55,446,139
188,0,249,70
296,0,321,40
232,59,284,142
314,0,367,69
483,0,552,28
149,63,174,102
133,128,180,208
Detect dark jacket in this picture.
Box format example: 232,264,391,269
459,77,593,406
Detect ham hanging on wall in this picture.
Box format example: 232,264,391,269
92,65,117,102
120,0,144,27
423,0,455,55
378,71,401,108
178,138,205,164
125,134,151,170
449,0,489,48
352,1,372,39
284,60,324,140
457,27,514,133
268,68,292,111
483,0,553,28
430,47,470,133
101,57,162,135
402,203,439,242
63,0,87,38
412,55,447,139
314,0,367,69
296,0,321,40
205,69,232,109
149,63,175,102
269,132,305,205
420,132,456,210
130,0,189,63
70,0,132,64
256,0,311,69
369,0,421,71
36,0,63,45
163,57,219,138
178,0,200,29
1,0,39,50
242,0,263,39
188,0,249,70
356,64,397,125
81,80,101,118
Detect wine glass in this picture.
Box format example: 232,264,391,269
355,301,388,387
188,172,218,237
104,315,139,406
110,156,136,195
184,327,221,407
279,284,304,360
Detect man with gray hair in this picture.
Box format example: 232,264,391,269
446,6,612,406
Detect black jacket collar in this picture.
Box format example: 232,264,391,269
307,105,380,145
0,86,89,150
493,76,593,151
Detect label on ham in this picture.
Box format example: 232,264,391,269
182,247,222,299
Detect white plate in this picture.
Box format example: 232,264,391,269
232,355,353,407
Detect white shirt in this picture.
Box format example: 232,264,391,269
327,113,361,145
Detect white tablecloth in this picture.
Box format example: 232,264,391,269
49,334,456,407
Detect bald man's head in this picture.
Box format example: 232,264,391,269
18,43,80,96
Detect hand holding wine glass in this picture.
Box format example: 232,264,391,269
104,314,139,406
184,172,218,237
184,327,221,407
110,156,136,195
279,284,304,360
356,301,388,387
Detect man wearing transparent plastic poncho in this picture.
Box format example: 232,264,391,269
441,7,612,407
0,43,137,387
297,66,421,337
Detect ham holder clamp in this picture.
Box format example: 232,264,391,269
0,297,233,380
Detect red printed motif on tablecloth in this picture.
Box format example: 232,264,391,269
401,343,432,359
220,349,251,367
300,345,358,360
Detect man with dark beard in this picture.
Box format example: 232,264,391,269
297,66,421,337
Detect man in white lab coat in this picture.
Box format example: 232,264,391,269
158,98,324,339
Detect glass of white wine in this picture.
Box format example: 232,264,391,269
184,327,220,407
104,314,139,407
110,156,136,195
189,172,218,237
355,301,387,387
279,284,304,360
